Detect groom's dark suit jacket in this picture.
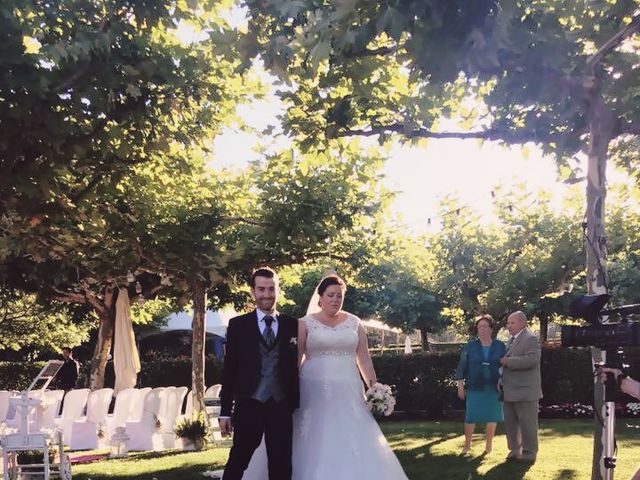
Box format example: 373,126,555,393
220,310,300,417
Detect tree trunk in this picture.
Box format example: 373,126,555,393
89,284,116,390
586,94,615,480
191,280,207,414
539,311,549,343
419,327,431,352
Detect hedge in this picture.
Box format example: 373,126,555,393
0,358,223,392
3,347,640,418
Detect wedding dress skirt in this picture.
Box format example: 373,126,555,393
241,314,408,480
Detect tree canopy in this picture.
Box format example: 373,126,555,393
243,0,640,157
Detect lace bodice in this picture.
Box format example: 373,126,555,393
302,313,359,358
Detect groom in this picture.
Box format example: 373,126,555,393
219,267,300,480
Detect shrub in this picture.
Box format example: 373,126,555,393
0,358,223,391
372,345,640,418
4,346,640,419
372,351,459,417
174,411,208,442
0,362,46,391
136,358,223,388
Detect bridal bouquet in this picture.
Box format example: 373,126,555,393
365,382,396,417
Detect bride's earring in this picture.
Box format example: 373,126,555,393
318,301,322,307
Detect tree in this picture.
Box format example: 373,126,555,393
277,220,450,348
347,231,448,348
428,187,584,339
0,0,252,390
0,287,94,354
603,184,640,306
243,3,640,474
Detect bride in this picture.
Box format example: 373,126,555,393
241,274,409,479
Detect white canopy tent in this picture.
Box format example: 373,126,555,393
160,308,235,338
361,319,401,333
361,319,407,353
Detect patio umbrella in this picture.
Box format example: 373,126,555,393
113,289,141,395
404,335,413,354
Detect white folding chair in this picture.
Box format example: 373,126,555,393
0,390,17,423
53,388,90,445
204,384,222,399
125,387,166,451
70,388,114,450
159,386,188,448
37,390,65,430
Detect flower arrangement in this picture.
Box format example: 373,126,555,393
539,403,594,418
97,423,106,439
625,402,640,416
174,411,209,450
365,382,396,417
153,414,162,431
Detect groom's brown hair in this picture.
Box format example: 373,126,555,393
250,267,278,287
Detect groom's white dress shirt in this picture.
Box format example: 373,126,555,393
257,309,279,337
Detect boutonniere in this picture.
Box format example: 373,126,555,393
289,337,298,346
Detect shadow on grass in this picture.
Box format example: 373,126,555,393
557,469,581,479
481,459,534,480
395,433,489,480
395,431,539,480
71,448,227,480
73,464,211,480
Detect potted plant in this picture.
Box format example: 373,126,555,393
174,411,209,451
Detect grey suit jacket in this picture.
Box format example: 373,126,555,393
502,328,542,402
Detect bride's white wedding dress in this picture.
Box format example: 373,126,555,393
240,313,409,480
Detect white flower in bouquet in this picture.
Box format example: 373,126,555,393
365,382,396,417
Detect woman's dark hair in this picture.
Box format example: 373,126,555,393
317,275,347,296
473,314,494,335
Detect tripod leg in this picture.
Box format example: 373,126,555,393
603,401,616,480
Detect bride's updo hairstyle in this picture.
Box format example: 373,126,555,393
317,275,347,296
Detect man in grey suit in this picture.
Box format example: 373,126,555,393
500,311,542,463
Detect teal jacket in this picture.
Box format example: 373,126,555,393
454,339,506,391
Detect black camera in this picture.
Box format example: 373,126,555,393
561,294,640,348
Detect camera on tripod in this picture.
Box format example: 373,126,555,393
561,294,640,348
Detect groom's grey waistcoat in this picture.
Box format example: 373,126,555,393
252,339,285,402
219,310,299,417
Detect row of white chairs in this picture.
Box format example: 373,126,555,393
0,384,222,451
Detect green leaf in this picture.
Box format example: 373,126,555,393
309,39,331,71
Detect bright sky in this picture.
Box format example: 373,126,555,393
383,140,562,230
176,13,593,232
212,89,576,232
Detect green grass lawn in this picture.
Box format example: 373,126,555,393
71,419,640,480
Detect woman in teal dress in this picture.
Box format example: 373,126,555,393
455,314,506,454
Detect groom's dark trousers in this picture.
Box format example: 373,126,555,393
220,310,299,480
223,399,293,479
